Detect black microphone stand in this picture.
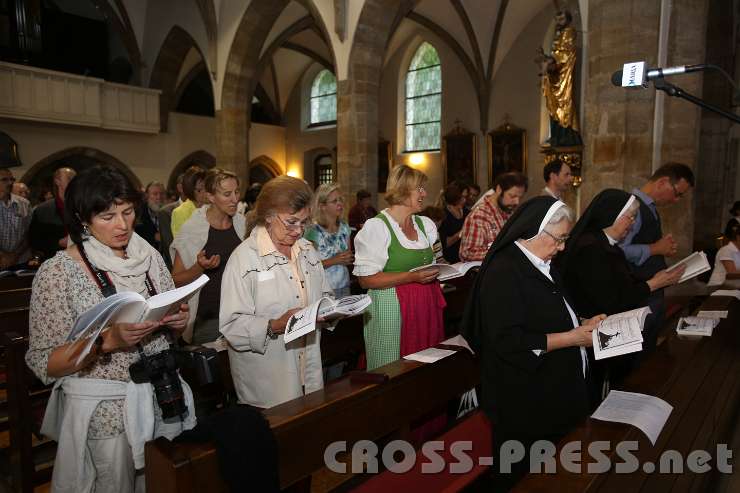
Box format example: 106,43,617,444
653,76,740,124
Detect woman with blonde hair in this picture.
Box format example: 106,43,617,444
220,176,333,408
353,164,446,370
305,183,353,297
171,168,246,344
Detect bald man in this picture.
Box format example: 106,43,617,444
12,181,30,200
29,167,76,260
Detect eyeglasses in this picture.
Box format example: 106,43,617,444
670,182,685,199
326,197,344,205
542,229,569,245
275,214,310,231
0,176,15,183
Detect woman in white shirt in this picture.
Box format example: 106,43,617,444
708,221,740,288
353,165,445,370
219,176,333,408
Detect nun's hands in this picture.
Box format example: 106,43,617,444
570,314,606,347
647,265,685,291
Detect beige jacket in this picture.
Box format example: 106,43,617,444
219,226,333,408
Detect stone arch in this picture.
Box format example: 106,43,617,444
219,1,337,182
22,148,141,202
150,25,210,131
167,150,217,191
248,155,283,186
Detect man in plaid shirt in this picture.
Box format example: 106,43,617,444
459,172,528,261
0,168,32,269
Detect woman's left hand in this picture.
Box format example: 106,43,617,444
161,303,189,334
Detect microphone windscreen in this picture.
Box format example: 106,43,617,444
611,70,623,87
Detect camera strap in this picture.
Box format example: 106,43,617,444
77,243,157,298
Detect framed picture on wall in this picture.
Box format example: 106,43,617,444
488,122,526,187
378,139,392,193
442,123,477,186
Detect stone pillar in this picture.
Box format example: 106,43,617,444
216,107,250,182
581,0,708,257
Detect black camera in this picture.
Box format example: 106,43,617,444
129,341,220,422
129,348,187,422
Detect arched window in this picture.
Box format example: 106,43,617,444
405,42,441,152
310,69,337,125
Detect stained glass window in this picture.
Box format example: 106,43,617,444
310,70,337,125
405,42,441,151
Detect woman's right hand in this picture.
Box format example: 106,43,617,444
102,321,161,352
330,250,354,266
268,308,301,334
196,250,221,271
408,267,440,284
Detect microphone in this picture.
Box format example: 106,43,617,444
611,61,708,87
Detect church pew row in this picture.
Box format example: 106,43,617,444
513,295,740,492
145,346,480,492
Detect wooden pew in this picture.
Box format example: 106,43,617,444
145,347,480,492
513,295,740,492
2,331,54,493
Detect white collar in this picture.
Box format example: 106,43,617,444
604,231,619,246
515,240,551,271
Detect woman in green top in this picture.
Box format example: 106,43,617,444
353,165,446,370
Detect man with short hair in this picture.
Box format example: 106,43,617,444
12,181,30,200
542,159,572,199
136,181,166,249
348,189,378,231
459,172,528,261
620,162,695,350
29,166,76,260
158,173,187,269
0,168,32,269
466,184,481,209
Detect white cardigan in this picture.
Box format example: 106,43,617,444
170,205,246,342
219,227,333,408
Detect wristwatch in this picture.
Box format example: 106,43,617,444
266,319,278,340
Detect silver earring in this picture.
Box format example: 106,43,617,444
82,224,91,238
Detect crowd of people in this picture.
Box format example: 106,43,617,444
1,157,738,492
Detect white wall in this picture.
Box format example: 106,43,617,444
489,5,552,199
5,113,289,187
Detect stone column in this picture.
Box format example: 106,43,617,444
216,107,249,182
581,0,708,257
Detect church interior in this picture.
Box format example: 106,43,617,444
0,0,739,492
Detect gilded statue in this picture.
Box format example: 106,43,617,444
538,9,582,147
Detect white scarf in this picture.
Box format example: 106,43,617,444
81,233,161,296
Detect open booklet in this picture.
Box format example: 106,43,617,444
66,274,209,364
284,294,372,344
666,251,711,283
593,307,651,360
409,261,482,282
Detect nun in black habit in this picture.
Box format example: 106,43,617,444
556,189,683,319
461,196,604,489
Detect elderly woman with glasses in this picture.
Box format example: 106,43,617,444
304,183,353,298
353,164,446,370
219,176,333,408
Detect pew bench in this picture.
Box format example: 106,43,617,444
513,295,740,492
145,347,480,492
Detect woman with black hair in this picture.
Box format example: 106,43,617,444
462,196,604,491
708,220,740,288
25,166,193,493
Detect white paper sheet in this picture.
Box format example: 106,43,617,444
403,347,456,363
440,335,474,354
591,390,673,445
710,289,740,300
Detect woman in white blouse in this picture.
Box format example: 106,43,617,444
708,221,740,288
353,165,446,370
219,176,333,408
